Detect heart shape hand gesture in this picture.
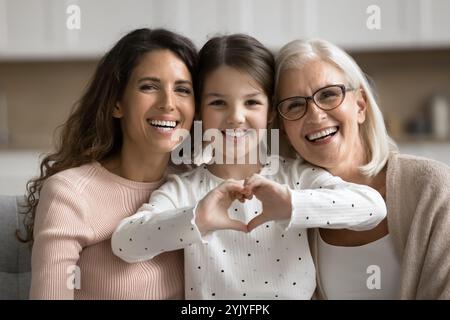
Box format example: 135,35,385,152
195,179,251,235
194,174,292,235
243,174,292,232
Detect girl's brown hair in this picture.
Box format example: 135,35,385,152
196,34,274,106
19,28,198,244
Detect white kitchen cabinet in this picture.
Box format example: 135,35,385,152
54,0,160,57
418,0,450,47
0,0,449,60
306,0,421,50
0,0,50,58
0,0,187,59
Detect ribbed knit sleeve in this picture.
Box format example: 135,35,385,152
30,176,95,300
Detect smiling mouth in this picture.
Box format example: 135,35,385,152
147,119,179,131
221,129,248,138
305,126,339,142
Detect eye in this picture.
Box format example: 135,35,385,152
245,99,262,106
208,99,226,107
140,84,158,91
288,100,306,110
317,89,340,101
176,86,192,96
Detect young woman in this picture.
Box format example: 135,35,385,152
111,34,387,299
24,28,198,299
275,39,450,299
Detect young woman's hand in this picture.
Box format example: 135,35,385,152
195,180,249,235
244,174,292,232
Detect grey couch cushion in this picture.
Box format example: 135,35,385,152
0,195,31,300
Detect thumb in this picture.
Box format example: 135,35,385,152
221,181,245,194
247,212,271,232
225,218,248,233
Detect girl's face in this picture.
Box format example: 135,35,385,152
114,49,195,155
277,60,367,172
201,65,270,163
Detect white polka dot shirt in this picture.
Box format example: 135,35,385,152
112,156,386,299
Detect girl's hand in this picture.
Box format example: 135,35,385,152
244,174,292,232
195,180,249,235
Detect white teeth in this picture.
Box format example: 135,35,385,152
149,119,177,128
224,129,247,138
307,127,338,141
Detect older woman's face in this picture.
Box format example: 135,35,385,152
114,49,195,155
277,60,367,172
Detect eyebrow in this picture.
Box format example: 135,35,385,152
138,77,192,86
204,92,263,98
244,92,263,98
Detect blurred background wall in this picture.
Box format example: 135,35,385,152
0,0,449,195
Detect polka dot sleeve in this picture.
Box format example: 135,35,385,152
277,162,387,231
111,206,203,263
111,174,204,263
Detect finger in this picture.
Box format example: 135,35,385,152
224,178,244,187
247,175,276,196
222,218,248,233
247,212,271,232
240,187,252,199
244,177,265,194
221,182,245,194
237,194,246,203
244,193,253,200
229,191,239,201
243,173,260,188
243,175,260,196
232,189,249,202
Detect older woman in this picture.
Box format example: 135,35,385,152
274,39,449,299
23,28,197,299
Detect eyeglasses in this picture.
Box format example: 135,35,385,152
276,84,355,121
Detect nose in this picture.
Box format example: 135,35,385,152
158,88,175,111
304,100,327,124
227,104,245,125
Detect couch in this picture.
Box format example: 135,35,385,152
0,195,31,299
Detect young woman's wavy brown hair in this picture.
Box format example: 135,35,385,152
19,28,198,244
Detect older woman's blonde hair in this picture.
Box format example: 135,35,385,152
275,39,398,177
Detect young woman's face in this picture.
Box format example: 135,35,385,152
201,65,270,163
114,49,195,155
277,60,367,172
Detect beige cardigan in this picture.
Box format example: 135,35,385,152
309,152,450,299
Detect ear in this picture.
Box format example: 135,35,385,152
112,101,124,119
356,87,367,124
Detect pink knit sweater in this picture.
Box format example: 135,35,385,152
30,162,184,300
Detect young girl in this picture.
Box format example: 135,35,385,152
111,34,386,299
